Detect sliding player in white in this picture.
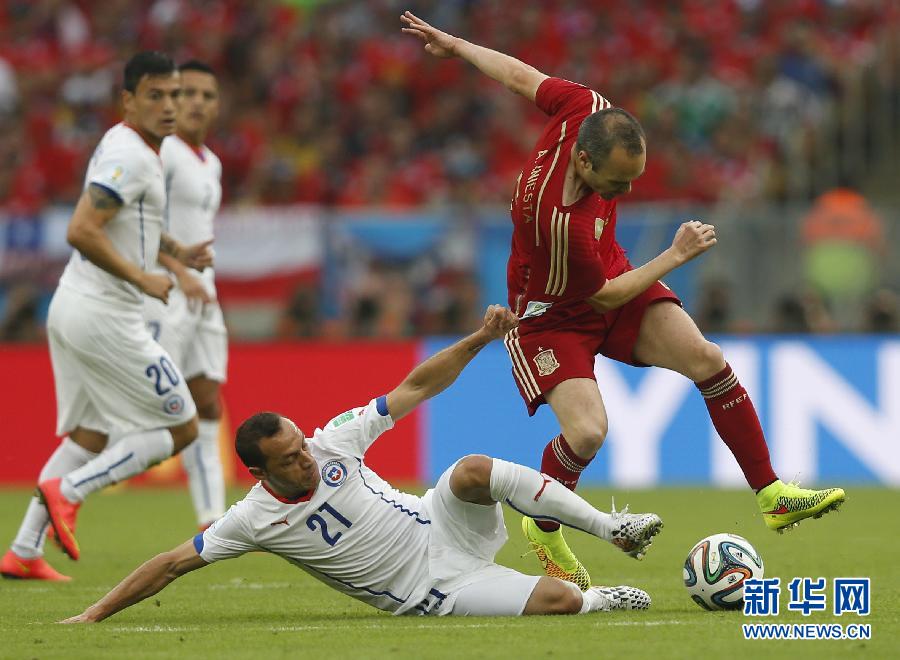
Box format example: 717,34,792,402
146,60,227,530
1,52,213,582
62,306,662,620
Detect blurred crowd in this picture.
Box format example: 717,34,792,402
0,0,898,339
1,0,897,210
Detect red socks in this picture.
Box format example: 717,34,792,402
536,434,591,532
696,363,777,490
534,362,774,535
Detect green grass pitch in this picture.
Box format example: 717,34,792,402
1,486,896,659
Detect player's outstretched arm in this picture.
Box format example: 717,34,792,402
586,221,716,313
59,540,208,624
386,305,518,420
401,10,547,101
67,183,174,302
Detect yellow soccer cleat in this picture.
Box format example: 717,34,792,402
522,518,591,591
757,480,846,533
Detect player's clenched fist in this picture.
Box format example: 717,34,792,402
670,220,716,264
481,304,519,340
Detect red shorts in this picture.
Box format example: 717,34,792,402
503,282,681,416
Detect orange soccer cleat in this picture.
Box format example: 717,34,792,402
37,478,81,561
47,500,81,550
1,550,71,582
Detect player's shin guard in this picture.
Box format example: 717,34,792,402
11,438,97,559
181,419,226,527
536,435,592,532
60,429,175,503
489,458,615,541
696,364,777,490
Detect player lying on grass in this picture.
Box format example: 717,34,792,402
61,306,661,621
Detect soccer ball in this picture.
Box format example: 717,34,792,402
683,533,764,610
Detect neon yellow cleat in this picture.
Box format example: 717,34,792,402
757,480,846,533
522,518,591,591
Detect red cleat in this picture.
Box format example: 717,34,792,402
1,550,71,582
37,478,80,561
47,500,81,549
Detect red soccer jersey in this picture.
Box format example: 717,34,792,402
507,77,630,331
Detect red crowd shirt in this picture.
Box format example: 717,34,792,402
507,77,629,331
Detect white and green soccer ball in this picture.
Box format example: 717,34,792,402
683,533,764,610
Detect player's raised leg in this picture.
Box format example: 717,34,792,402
472,455,662,559
455,453,659,557
2,436,100,580
632,301,845,531
518,378,604,589
40,418,199,559
181,376,226,529
446,454,653,614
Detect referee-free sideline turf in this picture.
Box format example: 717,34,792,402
1,487,896,659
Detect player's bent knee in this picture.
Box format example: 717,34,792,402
567,420,607,456
169,416,199,453
196,399,221,420
188,379,222,420
563,587,584,614
69,428,109,454
449,455,494,504
524,578,582,615
552,583,583,615
450,454,493,488
693,341,725,380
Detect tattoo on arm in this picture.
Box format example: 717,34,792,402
88,183,123,210
159,233,179,258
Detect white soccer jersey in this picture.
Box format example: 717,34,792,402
59,122,166,308
159,134,221,288
196,398,446,615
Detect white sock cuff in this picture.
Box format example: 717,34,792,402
488,458,522,504
38,436,101,482
198,419,219,440
63,428,174,502
577,584,592,614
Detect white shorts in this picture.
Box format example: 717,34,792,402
47,285,197,436
422,462,541,616
143,280,227,383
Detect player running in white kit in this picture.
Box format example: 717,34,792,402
145,60,228,530
1,52,214,582
61,306,662,621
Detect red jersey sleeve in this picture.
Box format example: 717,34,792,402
535,77,611,118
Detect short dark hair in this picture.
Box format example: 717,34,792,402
235,412,283,470
575,108,646,169
123,51,176,93
179,59,216,76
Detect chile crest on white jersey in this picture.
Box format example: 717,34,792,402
60,123,166,307
197,398,439,615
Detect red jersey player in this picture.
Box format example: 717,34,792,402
402,10,845,590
